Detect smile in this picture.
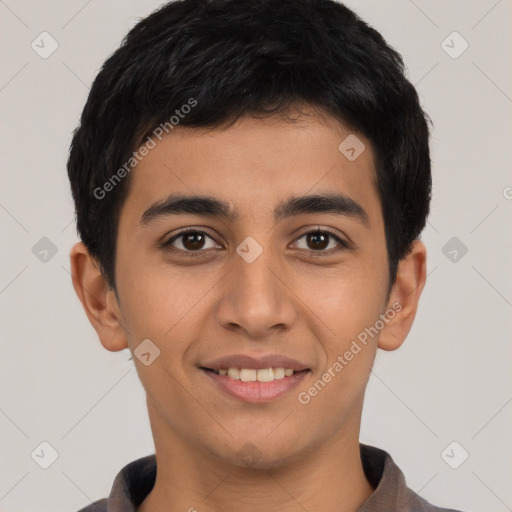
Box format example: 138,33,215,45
201,367,310,402
210,367,296,382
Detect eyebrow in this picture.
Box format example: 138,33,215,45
140,193,370,228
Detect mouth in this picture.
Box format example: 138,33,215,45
200,366,311,403
201,366,307,382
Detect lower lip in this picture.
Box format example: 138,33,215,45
201,369,310,403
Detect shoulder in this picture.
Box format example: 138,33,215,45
73,454,156,511
359,443,468,512
75,498,107,512
407,495,467,512
400,481,468,512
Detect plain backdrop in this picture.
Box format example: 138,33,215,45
0,1,511,511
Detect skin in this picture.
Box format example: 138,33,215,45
70,108,426,512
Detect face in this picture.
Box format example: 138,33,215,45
107,112,393,467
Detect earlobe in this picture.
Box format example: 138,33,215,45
69,242,128,352
378,240,427,352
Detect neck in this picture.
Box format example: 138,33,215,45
138,401,374,512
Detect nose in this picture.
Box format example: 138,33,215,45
215,241,298,339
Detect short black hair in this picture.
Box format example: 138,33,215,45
67,0,431,293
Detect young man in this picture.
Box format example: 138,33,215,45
67,0,465,510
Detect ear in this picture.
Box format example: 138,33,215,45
378,240,427,351
69,241,128,352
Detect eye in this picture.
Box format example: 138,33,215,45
292,228,349,254
162,227,349,258
162,228,220,256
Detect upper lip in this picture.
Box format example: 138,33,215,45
200,354,310,371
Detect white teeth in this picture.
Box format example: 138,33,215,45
240,369,257,382
215,367,298,381
227,367,240,380
255,368,274,382
273,367,285,379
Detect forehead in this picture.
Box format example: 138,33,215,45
119,112,379,226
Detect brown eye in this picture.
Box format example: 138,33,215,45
306,231,330,250
294,229,348,253
163,229,219,255
181,231,207,250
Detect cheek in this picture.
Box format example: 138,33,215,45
115,256,219,348
294,268,385,428
297,242,388,379
305,251,388,335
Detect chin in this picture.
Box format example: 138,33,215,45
212,435,308,470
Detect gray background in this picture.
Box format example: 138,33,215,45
0,1,511,511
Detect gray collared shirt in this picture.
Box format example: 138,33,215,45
76,443,465,512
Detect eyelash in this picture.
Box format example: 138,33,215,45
162,227,349,258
